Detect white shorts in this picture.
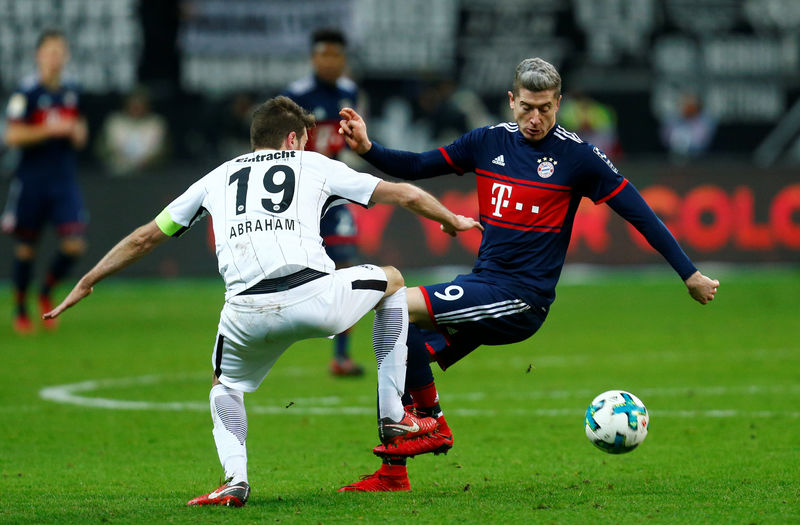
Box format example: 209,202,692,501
212,264,388,392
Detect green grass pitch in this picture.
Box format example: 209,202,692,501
2,267,798,524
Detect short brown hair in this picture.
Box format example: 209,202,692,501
250,96,316,150
36,29,67,50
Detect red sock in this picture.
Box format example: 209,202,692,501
409,382,438,409
379,464,407,476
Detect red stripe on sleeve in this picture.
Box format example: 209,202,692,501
595,178,629,204
438,147,464,175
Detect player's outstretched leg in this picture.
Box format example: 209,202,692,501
189,383,250,506
373,326,454,457
11,245,34,334
338,462,410,492
371,286,439,446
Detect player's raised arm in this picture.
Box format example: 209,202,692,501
338,107,374,154
340,107,457,181
43,221,169,319
370,180,482,237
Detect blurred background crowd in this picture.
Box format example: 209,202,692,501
2,0,799,170
1,0,798,276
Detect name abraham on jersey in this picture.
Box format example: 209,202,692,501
229,217,296,238
236,151,297,163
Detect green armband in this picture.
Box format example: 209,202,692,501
154,208,184,236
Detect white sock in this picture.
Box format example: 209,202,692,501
372,287,408,422
209,383,248,485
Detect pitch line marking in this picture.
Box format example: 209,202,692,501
38,374,800,418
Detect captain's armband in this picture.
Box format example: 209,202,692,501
154,208,184,237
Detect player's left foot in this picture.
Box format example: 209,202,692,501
374,415,453,457
13,314,34,335
38,295,59,331
186,479,250,507
379,409,438,446
338,464,410,492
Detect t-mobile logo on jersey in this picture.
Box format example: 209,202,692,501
491,183,513,217
490,181,542,219
478,171,567,232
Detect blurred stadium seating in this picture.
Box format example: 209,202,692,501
1,0,798,277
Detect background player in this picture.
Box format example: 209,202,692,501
43,96,482,506
3,29,88,333
282,28,365,376
337,57,719,491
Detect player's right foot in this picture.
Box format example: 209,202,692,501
13,314,34,335
378,410,438,446
186,479,250,507
374,415,453,457
330,358,365,377
338,464,410,492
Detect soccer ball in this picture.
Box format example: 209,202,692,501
584,390,649,454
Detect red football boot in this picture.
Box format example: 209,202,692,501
330,358,365,377
187,479,250,507
378,409,438,446
338,464,410,492
374,415,453,457
13,314,34,335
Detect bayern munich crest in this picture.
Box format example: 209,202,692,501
537,157,557,178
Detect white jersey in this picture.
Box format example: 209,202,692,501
155,149,381,299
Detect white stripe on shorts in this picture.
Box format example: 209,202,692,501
434,299,530,324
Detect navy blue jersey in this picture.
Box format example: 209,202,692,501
282,75,358,158
442,123,625,302
6,75,82,183
363,122,696,306
283,75,361,259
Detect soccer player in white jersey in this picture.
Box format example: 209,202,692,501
43,96,482,507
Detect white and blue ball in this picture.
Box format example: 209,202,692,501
584,390,649,454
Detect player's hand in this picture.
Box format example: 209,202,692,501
70,119,89,149
42,280,94,319
684,271,719,305
441,215,484,237
338,107,372,154
46,118,76,138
